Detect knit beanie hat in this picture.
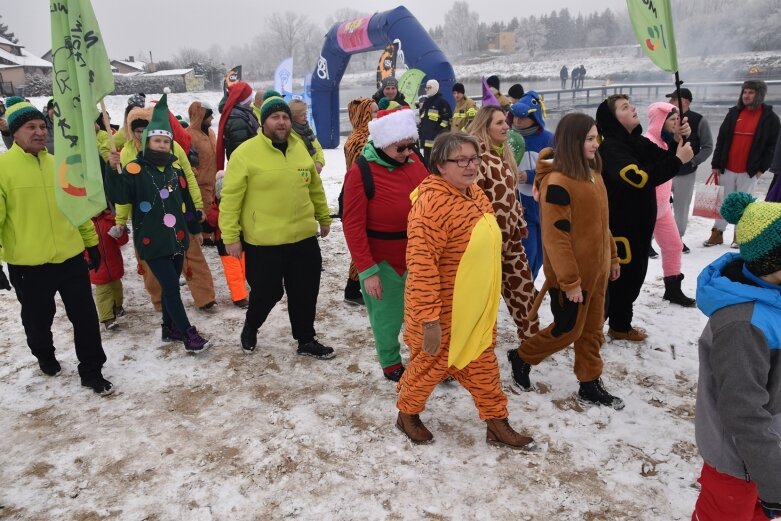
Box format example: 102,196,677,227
508,83,525,100
4,96,45,136
452,82,465,94
425,79,439,96
720,192,781,276
128,93,146,108
381,76,398,89
259,90,292,125
486,75,500,91
368,98,418,149
142,93,173,150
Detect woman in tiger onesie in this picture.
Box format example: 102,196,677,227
395,132,534,449
506,113,625,410
470,105,538,345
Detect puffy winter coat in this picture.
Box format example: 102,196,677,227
88,210,128,285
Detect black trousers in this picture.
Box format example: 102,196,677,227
8,254,107,379
243,235,322,343
146,255,190,334
606,233,650,332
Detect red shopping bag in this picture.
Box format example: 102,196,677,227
692,173,725,219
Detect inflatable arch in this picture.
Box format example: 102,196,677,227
311,6,456,148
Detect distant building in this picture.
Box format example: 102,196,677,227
110,56,147,74
142,68,203,92
486,32,516,53
0,36,53,95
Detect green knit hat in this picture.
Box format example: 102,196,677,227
142,93,173,151
720,191,781,276
259,90,291,125
4,96,45,135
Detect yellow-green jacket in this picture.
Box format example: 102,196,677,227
114,139,203,226
0,144,97,265
219,131,331,246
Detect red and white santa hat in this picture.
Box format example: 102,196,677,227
368,99,419,149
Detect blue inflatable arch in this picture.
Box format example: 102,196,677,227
311,6,456,148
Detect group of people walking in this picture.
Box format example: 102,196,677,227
0,72,780,519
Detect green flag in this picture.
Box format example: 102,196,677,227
626,0,679,73
50,0,115,226
397,68,426,108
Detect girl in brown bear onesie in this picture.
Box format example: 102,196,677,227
506,113,625,410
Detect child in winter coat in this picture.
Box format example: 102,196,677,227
105,94,209,354
644,102,696,307
86,209,129,330
693,192,781,520
206,171,249,308
507,113,623,410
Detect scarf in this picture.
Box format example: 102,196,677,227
293,121,317,157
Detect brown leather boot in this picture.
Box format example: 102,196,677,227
703,228,723,247
396,412,433,444
607,327,648,342
485,418,534,449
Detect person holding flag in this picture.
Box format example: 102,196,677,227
0,97,113,396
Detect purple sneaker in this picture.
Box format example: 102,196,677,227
183,326,209,354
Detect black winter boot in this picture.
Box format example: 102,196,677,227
578,378,624,410
663,274,696,307
507,349,533,392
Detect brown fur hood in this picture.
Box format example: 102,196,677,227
123,106,154,151
187,101,211,130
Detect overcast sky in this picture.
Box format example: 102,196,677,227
4,1,626,61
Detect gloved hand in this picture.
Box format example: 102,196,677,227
0,264,11,291
86,246,101,272
422,320,441,356
761,500,781,519
107,224,126,239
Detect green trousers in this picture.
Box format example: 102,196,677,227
360,261,406,369
94,279,123,322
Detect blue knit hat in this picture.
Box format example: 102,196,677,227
4,96,45,135
720,191,781,276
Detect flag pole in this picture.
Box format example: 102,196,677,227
99,100,120,173
673,71,687,144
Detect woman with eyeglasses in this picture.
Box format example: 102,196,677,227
342,100,429,382
470,105,538,348
395,131,534,448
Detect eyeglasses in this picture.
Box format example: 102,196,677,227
445,156,480,168
395,143,417,153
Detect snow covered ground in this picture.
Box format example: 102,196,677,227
0,92,772,520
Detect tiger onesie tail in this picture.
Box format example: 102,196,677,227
397,175,509,421
475,142,538,345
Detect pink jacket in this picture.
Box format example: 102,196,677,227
644,102,678,219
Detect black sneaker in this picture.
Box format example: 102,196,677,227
682,243,690,254
507,349,532,392
199,301,217,311
648,245,659,259
344,294,365,306
103,318,118,331
297,339,336,360
578,378,625,410
114,305,126,318
383,366,405,382
240,323,257,354
39,358,62,377
81,376,114,397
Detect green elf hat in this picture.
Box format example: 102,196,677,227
142,93,173,151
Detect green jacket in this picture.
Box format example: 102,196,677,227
219,131,332,246
115,139,202,227
105,153,202,261
0,144,97,265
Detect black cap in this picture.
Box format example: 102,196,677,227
665,87,692,101
452,82,465,94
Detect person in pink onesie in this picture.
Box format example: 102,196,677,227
645,102,696,307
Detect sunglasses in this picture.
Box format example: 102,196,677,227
395,143,417,153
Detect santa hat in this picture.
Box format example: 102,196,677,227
368,98,418,149
216,80,255,170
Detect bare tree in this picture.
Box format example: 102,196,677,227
443,1,480,56
0,15,18,44
516,16,547,58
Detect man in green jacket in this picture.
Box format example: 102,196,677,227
0,97,113,396
219,91,335,360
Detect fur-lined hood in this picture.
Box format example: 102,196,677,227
739,80,768,109
123,106,154,151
